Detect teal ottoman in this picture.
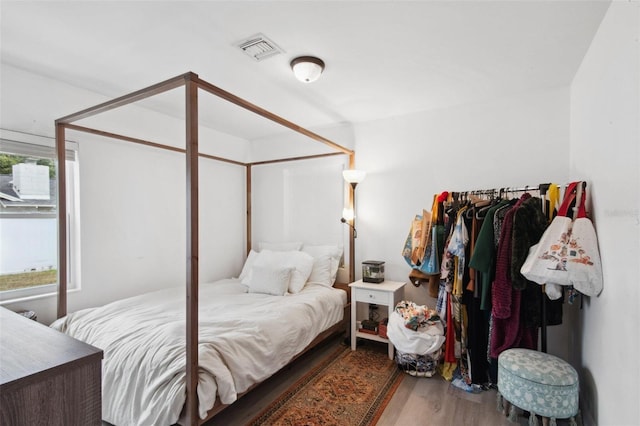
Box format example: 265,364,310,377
497,348,579,426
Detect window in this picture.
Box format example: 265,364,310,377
0,129,80,303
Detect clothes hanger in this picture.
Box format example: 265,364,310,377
474,197,492,208
475,190,497,219
446,192,459,214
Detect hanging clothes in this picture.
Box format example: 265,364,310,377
423,185,567,386
511,195,548,290
489,193,556,358
462,205,490,385
437,203,458,317
468,199,511,312
448,206,471,381
489,198,520,358
491,197,520,321
447,205,469,296
512,195,564,328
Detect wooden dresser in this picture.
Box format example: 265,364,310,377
0,307,103,426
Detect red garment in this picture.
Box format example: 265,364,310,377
444,293,457,363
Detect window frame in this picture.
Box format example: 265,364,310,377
0,129,80,304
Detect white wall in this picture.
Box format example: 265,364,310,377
249,122,355,163
345,87,580,363
569,2,640,425
251,155,350,251
242,88,574,337
249,122,355,254
1,64,248,324
352,87,571,301
73,133,246,311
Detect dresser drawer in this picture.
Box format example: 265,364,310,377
355,288,387,304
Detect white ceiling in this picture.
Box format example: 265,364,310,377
0,1,611,140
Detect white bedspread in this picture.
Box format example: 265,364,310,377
50,279,346,426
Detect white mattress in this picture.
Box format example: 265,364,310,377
50,279,346,425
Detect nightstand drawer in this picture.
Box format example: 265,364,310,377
357,288,387,304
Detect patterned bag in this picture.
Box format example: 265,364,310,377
402,209,431,268
565,185,603,296
521,182,603,296
402,193,447,276
520,182,579,286
419,194,447,275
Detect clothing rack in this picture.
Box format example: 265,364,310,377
452,183,553,199
448,182,572,354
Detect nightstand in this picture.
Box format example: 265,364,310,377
349,280,406,360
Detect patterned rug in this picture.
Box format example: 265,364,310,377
248,343,403,426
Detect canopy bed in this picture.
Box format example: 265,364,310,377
53,72,356,425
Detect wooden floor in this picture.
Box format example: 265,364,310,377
204,335,578,426
104,334,579,426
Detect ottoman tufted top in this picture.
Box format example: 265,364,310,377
498,348,578,387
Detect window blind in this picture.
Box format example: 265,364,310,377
0,138,77,161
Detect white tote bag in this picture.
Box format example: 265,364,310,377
521,182,603,296
565,185,603,296
520,182,579,286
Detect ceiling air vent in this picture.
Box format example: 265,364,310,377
237,33,283,61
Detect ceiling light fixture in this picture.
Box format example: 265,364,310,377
290,56,325,83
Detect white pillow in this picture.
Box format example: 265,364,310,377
306,255,333,287
238,250,258,281
302,245,343,284
258,241,303,252
242,250,314,294
246,264,292,296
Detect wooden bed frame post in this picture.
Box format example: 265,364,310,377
185,75,199,426
246,165,252,255
56,123,68,318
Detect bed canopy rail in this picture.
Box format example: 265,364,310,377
63,123,247,166
55,71,355,426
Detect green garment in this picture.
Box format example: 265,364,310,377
468,200,510,310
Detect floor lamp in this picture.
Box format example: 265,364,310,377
341,169,366,283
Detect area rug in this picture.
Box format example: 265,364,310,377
248,343,404,426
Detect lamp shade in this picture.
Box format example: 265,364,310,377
291,56,325,83
342,169,366,184
342,208,355,221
